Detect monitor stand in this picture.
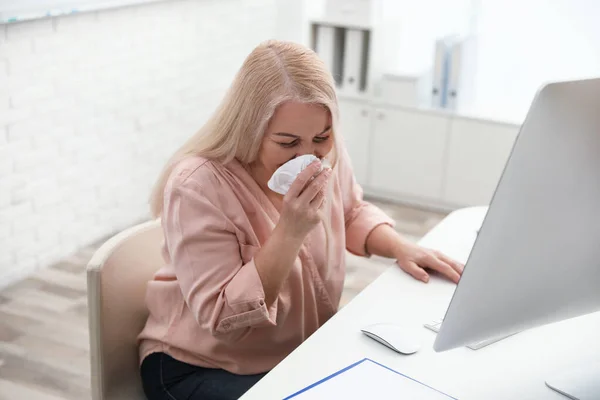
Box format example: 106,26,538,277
545,361,600,400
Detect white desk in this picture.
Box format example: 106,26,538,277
240,206,600,400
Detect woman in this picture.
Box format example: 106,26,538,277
138,40,463,400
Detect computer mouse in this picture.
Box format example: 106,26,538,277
361,323,421,355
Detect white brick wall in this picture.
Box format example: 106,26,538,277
0,0,278,288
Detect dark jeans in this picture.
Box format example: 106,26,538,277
140,352,267,400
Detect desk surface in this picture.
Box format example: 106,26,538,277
241,207,600,400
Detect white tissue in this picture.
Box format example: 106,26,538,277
268,154,327,195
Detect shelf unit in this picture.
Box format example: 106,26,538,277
308,0,521,211
308,0,403,101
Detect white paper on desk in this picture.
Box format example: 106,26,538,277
285,359,455,400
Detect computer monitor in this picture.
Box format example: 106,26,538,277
433,78,600,399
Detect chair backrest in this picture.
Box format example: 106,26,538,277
87,219,164,400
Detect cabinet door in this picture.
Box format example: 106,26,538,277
443,118,519,206
338,99,372,186
369,107,449,200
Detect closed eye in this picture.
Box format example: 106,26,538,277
275,127,332,148
278,135,330,148
279,140,299,148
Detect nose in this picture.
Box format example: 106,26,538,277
296,143,321,159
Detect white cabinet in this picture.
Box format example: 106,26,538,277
338,97,521,210
338,98,372,186
443,117,520,206
369,107,449,200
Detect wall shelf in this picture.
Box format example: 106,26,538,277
0,0,168,24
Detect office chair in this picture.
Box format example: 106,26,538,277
86,219,164,400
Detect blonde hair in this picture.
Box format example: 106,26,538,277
150,40,340,270
150,39,341,218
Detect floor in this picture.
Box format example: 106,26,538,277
0,199,447,399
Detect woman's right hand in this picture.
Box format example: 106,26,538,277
278,160,332,241
255,160,332,306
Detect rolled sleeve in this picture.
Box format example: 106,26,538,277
345,200,395,256
337,147,395,256
218,259,278,333
164,175,277,342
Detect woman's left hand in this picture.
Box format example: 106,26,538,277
394,241,464,284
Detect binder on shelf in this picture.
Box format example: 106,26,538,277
342,28,366,95
315,25,336,76
431,38,449,108
446,35,477,112
446,39,462,110
313,24,346,87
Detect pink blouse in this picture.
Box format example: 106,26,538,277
137,148,394,375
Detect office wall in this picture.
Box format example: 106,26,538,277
275,0,305,43
0,0,277,288
470,0,600,122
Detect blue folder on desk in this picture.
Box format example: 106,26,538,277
283,358,457,399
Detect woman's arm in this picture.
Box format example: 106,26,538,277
253,222,305,306
364,223,405,258
335,144,462,283
365,223,463,283
255,160,332,306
